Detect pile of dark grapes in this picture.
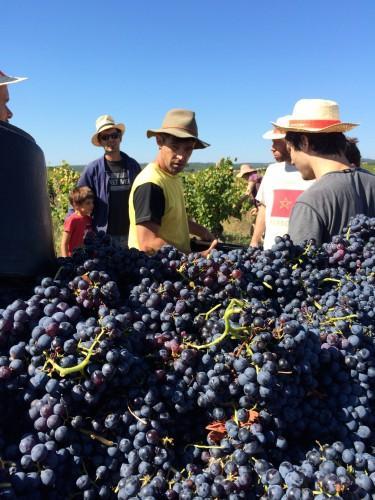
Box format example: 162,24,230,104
1,216,375,499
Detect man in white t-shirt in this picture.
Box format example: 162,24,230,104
250,115,314,249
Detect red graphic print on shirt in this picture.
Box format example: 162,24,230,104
271,189,304,217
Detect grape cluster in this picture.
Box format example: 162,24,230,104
0,216,375,498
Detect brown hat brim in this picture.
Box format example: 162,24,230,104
146,128,209,149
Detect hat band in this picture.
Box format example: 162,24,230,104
162,126,197,136
289,119,341,128
97,123,116,133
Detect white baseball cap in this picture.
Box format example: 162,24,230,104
262,115,291,140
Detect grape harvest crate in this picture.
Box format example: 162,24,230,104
0,217,375,499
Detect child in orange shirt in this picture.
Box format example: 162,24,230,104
61,186,94,257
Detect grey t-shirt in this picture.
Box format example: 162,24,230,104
288,168,375,246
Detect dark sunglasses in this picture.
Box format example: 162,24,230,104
100,132,121,141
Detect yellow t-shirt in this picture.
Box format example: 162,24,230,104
128,162,191,254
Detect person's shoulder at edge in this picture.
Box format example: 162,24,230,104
0,121,36,143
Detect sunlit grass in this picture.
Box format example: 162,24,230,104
222,211,255,246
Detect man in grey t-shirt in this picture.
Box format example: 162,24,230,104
275,98,375,247
286,168,375,246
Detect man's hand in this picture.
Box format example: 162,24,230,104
200,239,218,257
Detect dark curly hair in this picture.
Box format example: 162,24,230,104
285,132,347,156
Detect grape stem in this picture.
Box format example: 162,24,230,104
321,314,357,325
79,428,114,446
186,299,249,350
197,302,222,320
43,329,107,377
127,404,147,424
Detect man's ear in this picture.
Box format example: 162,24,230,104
156,135,163,148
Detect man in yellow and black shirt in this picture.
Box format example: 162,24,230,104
128,109,216,254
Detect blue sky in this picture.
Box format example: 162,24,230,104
2,0,374,165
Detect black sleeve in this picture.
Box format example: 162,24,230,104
133,183,165,225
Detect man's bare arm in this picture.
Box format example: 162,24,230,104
250,204,266,247
60,231,70,257
136,221,168,254
188,219,215,241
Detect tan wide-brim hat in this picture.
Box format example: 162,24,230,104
0,71,27,87
236,164,256,178
146,108,209,149
92,114,125,146
262,115,291,140
272,99,358,133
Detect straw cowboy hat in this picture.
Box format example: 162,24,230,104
146,108,209,149
236,164,257,178
262,115,291,140
92,115,125,146
0,70,27,86
272,99,358,133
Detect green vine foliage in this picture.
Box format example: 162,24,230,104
182,158,251,236
47,161,80,244
47,159,253,248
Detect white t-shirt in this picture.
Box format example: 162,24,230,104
255,162,315,249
